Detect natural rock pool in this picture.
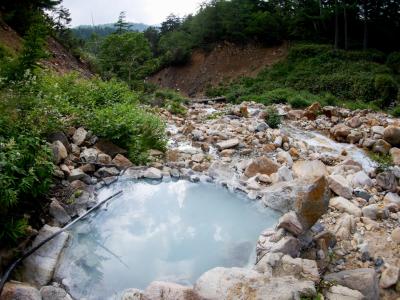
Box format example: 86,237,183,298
56,179,279,299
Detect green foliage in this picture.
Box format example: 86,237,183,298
265,107,281,129
212,44,398,110
368,152,393,172
86,103,166,164
374,74,398,107
158,31,194,65
99,32,157,85
390,106,400,117
386,52,400,74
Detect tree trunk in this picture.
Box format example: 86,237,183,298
334,0,339,49
363,0,368,50
343,0,348,50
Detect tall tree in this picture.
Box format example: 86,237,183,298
334,0,339,49
343,0,348,50
114,11,131,34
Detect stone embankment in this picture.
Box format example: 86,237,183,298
3,101,400,300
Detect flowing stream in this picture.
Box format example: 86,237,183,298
56,180,279,299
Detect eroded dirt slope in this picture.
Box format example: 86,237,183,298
148,42,288,97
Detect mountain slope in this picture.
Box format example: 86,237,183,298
148,42,288,97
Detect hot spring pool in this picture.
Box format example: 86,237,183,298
56,179,280,299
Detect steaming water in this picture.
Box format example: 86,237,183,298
56,180,279,299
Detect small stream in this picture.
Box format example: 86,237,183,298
56,180,279,299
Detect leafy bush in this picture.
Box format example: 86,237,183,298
288,95,311,108
374,74,398,107
386,52,400,74
265,107,281,129
0,133,53,244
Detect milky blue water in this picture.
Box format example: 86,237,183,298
56,180,279,299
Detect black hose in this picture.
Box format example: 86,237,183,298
0,190,123,296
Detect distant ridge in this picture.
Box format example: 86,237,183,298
72,22,151,40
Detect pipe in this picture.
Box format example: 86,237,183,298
0,190,123,296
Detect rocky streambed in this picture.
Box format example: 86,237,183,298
2,101,400,300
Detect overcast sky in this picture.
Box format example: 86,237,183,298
62,0,204,27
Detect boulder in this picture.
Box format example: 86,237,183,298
324,268,379,300
67,169,86,182
277,211,304,236
383,125,400,146
47,132,71,153
143,167,162,179
49,199,71,225
40,286,73,300
22,225,69,286
144,281,197,300
215,138,239,150
208,161,235,181
194,267,316,300
351,171,373,188
376,171,397,192
262,177,330,229
328,174,353,199
257,232,301,258
329,197,362,217
72,127,87,146
112,154,133,169
120,288,145,300
372,139,391,155
277,166,293,182
362,204,388,220
94,139,128,158
391,227,400,243
325,285,364,300
2,282,41,300
94,167,120,178
379,265,399,288
244,156,280,178
331,124,351,142
51,141,68,164
276,151,293,167
292,160,328,181
348,116,362,128
79,148,99,163
333,213,355,240
304,102,321,120
97,153,112,164
389,147,400,166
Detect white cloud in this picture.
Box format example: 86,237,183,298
61,0,204,26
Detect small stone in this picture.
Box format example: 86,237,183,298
95,167,120,178
372,139,392,155
40,286,73,300
390,147,400,165
330,197,362,217
97,153,112,164
379,265,400,288
292,160,327,180
383,125,400,146
51,141,68,165
112,154,133,169
362,204,388,220
391,227,400,243
216,138,239,150
68,169,86,181
79,148,99,163
244,156,279,178
2,282,41,300
49,199,71,225
277,211,304,236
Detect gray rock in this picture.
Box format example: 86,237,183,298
328,174,353,199
49,199,71,225
194,267,316,300
143,167,162,179
325,285,364,300
51,141,68,165
68,169,86,181
208,161,235,181
2,282,41,300
333,213,355,240
277,211,304,236
383,125,400,147
40,286,73,300
95,167,120,178
216,138,239,150
362,204,388,220
379,265,399,288
120,288,146,300
256,122,269,132
144,281,196,300
47,132,71,153
277,166,293,182
372,139,391,155
257,232,301,258
79,148,99,163
292,160,328,181
351,171,373,188
112,154,133,169
330,197,362,217
376,171,397,192
324,268,379,300
72,127,87,146
22,225,69,286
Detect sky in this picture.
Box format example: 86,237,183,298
62,0,204,27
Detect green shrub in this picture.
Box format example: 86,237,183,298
374,74,398,107
289,95,311,108
259,88,292,104
86,103,166,164
321,93,339,106
0,133,54,244
265,107,281,129
391,106,400,117
386,52,400,74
